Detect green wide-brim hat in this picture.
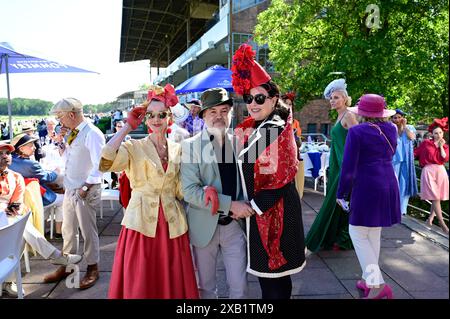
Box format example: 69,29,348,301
199,88,233,119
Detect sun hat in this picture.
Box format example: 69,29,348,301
347,94,396,118
11,133,38,150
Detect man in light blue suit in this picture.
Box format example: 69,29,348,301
181,88,253,299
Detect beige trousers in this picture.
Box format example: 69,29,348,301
62,184,101,265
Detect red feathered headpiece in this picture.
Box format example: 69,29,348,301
285,92,296,102
428,117,448,133
231,43,271,96
147,84,178,107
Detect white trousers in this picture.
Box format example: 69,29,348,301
349,225,385,286
192,220,248,299
23,218,56,259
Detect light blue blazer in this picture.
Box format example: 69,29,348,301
181,129,241,248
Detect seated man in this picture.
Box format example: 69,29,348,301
9,133,64,238
0,141,81,298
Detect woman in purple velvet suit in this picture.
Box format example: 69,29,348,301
337,94,400,299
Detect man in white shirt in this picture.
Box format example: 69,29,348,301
43,98,105,290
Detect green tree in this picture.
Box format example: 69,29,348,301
254,0,448,123
0,98,53,115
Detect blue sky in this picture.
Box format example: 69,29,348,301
0,0,157,104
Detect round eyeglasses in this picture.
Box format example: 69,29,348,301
146,111,171,120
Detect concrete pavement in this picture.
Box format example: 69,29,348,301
5,188,448,299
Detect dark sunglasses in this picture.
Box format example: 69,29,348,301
243,93,271,105
146,111,171,119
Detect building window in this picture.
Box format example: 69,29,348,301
307,123,317,133
232,33,273,72
321,123,330,136
232,0,266,13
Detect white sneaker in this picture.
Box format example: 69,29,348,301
2,282,25,298
51,253,82,266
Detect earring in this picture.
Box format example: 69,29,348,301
166,119,173,134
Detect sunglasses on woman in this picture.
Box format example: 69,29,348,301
146,111,171,119
243,93,271,105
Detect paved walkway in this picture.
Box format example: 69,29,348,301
6,188,449,299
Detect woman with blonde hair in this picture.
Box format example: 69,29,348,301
305,79,358,252
100,84,198,299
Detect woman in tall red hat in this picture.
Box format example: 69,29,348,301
99,84,199,299
232,44,306,299
414,117,449,234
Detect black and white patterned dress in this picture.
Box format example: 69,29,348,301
237,114,306,278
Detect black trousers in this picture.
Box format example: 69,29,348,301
258,275,292,299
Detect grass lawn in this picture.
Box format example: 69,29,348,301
0,115,45,122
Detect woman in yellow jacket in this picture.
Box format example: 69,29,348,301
99,84,198,299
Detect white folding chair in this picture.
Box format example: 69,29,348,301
0,211,31,299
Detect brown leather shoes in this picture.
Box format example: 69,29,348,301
79,264,99,290
43,266,73,283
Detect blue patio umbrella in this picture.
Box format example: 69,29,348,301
0,42,97,139
175,64,233,94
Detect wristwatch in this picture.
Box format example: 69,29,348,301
81,185,89,192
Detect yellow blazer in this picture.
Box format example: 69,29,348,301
99,137,187,238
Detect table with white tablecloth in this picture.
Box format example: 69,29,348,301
300,151,330,195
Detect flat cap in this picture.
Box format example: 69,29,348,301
51,97,83,114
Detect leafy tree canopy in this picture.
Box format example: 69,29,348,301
0,98,119,116
254,0,448,123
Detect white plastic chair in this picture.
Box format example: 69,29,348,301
100,172,122,219
44,201,58,239
0,211,31,299
314,152,330,196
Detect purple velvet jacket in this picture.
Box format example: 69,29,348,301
337,122,401,227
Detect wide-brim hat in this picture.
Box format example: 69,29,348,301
199,88,233,118
11,133,38,150
0,141,14,152
348,94,396,118
185,99,201,110
21,123,36,133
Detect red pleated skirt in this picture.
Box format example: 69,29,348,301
108,206,199,299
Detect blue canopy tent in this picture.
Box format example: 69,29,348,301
175,64,233,94
0,42,97,139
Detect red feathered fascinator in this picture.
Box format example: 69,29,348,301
231,43,271,96
147,84,179,107
285,92,296,102
428,117,448,133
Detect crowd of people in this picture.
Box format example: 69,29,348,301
1,43,448,300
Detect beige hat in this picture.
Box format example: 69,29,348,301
21,122,35,133
51,97,83,114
